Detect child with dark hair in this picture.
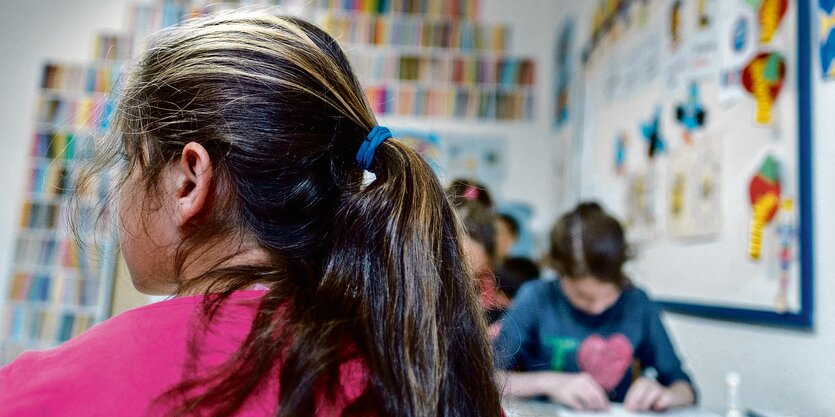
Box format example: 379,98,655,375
496,213,520,260
445,179,509,323
0,12,504,417
494,257,541,299
494,202,695,412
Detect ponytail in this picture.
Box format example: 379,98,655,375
110,11,503,416
294,139,503,416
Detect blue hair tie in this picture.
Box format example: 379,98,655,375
356,126,392,172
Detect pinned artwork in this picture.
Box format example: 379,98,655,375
674,82,708,144
819,0,835,79
758,0,789,44
773,198,796,313
698,0,712,28
670,0,684,50
625,169,660,243
718,1,758,104
555,20,575,129
577,0,813,327
748,155,781,260
667,141,722,239
641,107,666,158
742,51,786,124
614,131,628,175
444,134,507,188
733,16,751,53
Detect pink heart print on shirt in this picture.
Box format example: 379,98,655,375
577,333,634,392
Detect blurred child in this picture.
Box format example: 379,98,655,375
494,256,541,300
446,179,509,323
0,12,504,417
495,213,520,261
494,202,695,412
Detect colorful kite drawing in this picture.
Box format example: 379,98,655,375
742,51,786,124
758,0,788,44
748,155,781,260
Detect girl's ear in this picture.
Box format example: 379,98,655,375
174,142,213,227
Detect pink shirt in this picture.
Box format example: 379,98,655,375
0,290,368,416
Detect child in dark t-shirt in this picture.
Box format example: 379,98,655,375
494,202,696,412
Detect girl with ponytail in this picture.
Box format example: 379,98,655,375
0,11,503,417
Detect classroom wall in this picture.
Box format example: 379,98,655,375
0,1,563,318
7,1,829,415
0,0,141,318
555,1,835,415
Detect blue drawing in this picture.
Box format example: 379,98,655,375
732,16,749,52
674,82,707,144
641,107,665,158
555,20,575,129
615,131,627,175
819,0,835,78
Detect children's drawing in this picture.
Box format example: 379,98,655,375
758,0,788,44
819,0,835,79
733,16,750,53
625,168,660,243
674,83,707,144
641,107,665,158
614,131,627,175
718,2,757,104
748,155,781,260
667,142,722,239
688,0,720,80
741,51,786,125
698,0,712,28
444,134,507,188
555,20,575,129
670,0,683,50
773,198,795,312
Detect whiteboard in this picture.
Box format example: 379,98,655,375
575,0,812,327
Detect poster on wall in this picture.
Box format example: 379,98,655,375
625,167,661,243
667,139,722,239
443,134,508,187
689,0,721,80
554,19,574,129
391,128,443,175
577,0,813,327
718,0,758,103
665,0,691,90
818,0,835,79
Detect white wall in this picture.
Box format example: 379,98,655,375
0,0,137,313
0,0,565,330
664,44,835,417
553,1,835,415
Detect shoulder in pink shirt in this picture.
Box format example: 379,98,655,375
0,290,368,416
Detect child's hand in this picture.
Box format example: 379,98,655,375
624,378,695,412
623,377,673,412
544,372,610,411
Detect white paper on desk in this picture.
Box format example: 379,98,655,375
560,404,719,417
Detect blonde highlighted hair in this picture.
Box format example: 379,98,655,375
75,11,502,417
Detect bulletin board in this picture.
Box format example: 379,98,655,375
575,0,812,327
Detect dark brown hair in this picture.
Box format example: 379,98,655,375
74,11,501,417
548,202,630,287
445,178,497,263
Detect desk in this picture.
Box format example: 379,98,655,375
503,399,722,417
